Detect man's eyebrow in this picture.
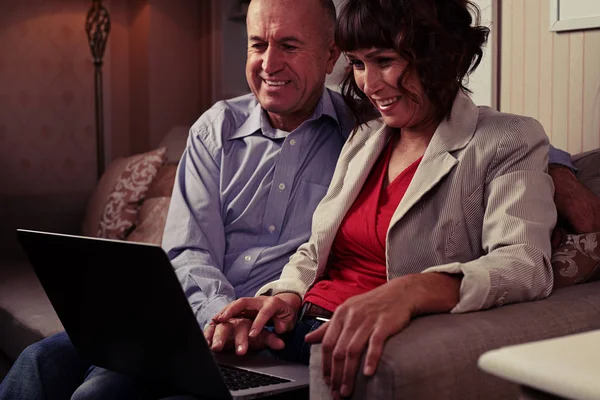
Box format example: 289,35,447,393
278,36,303,44
248,35,304,45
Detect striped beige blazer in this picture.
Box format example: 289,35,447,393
259,92,556,313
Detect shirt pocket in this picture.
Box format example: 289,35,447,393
288,180,329,242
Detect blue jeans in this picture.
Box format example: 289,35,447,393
0,331,146,400
0,319,322,400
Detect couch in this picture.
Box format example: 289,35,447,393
1,141,599,400
310,148,600,400
0,126,190,382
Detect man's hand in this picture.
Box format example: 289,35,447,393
203,317,285,355
549,164,600,234
305,273,461,399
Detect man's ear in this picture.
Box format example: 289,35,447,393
326,41,342,74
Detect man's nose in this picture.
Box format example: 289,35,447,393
262,46,284,74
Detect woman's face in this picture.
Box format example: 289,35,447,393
347,48,432,130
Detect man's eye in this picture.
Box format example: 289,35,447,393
282,44,297,51
251,43,266,50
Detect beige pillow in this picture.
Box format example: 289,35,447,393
126,197,172,245
96,147,167,240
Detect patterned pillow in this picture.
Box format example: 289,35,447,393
552,232,600,289
125,164,177,245
97,147,167,239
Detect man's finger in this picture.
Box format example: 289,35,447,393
233,319,252,355
203,322,216,347
261,330,285,351
211,322,233,352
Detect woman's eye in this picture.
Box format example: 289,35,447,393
377,58,394,66
348,60,364,69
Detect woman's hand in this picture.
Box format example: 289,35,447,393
203,317,285,355
207,293,303,355
305,273,461,399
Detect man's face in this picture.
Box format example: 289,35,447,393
245,0,339,131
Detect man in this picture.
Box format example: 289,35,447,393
0,0,351,399
548,146,600,236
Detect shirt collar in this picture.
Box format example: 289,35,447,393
229,88,340,140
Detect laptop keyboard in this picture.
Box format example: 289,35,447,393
218,364,291,391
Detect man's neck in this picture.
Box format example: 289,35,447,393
266,97,322,132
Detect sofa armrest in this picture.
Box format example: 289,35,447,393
309,281,600,400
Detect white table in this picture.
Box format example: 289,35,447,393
478,330,600,400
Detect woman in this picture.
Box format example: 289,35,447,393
208,0,556,397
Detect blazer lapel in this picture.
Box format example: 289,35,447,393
388,92,480,231
314,121,390,262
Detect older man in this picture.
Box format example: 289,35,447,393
0,0,351,399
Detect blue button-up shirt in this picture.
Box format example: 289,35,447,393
162,88,353,328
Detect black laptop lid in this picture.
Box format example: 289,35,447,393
17,229,231,399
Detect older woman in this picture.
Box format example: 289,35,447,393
208,0,556,397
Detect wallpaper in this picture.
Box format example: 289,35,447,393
501,0,600,154
0,0,96,195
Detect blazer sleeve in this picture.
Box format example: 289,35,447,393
423,117,556,313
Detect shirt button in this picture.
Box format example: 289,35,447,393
244,255,252,262
268,225,276,233
278,183,286,190
289,139,296,146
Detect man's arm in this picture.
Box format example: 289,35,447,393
548,144,576,171
547,145,600,234
163,127,234,329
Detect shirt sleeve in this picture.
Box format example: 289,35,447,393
549,144,577,172
162,127,234,329
423,117,556,313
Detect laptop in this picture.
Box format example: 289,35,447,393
17,229,309,399
478,330,600,400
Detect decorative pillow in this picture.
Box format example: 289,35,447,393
126,197,171,245
552,232,600,289
96,147,167,240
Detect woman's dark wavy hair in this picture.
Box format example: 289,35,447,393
336,0,490,126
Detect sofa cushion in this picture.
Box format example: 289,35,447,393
309,281,600,400
552,232,600,289
0,262,63,362
96,147,167,240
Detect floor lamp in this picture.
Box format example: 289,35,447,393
85,0,111,180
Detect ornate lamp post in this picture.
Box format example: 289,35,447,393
85,0,111,180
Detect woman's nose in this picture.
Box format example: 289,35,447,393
361,67,383,96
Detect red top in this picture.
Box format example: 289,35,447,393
304,140,422,313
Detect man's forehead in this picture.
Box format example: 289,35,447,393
247,18,316,42
246,0,328,39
